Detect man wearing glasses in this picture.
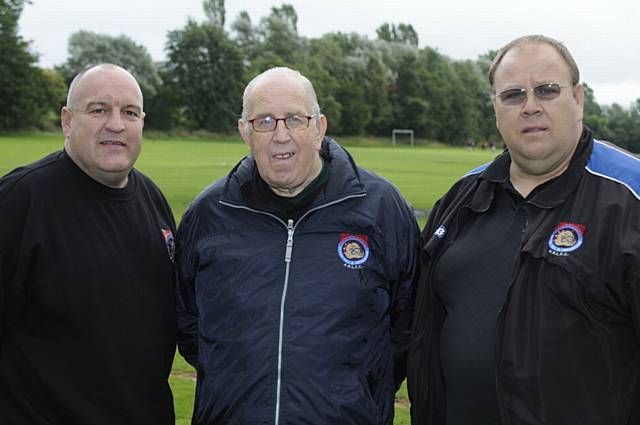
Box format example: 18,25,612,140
408,34,640,425
176,67,418,424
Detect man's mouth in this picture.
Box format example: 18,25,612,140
522,126,548,134
273,152,294,159
100,141,126,146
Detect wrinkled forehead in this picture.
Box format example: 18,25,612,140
246,74,315,117
72,67,143,109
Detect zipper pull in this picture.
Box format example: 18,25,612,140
285,219,294,263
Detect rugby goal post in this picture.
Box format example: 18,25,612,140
391,129,414,147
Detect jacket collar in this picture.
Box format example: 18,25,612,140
219,137,366,207
470,126,593,210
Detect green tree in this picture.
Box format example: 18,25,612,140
257,4,301,67
37,68,68,129
299,35,344,131
392,52,430,135
582,82,609,139
628,98,640,152
58,31,161,97
143,64,186,131
165,19,245,132
474,50,500,141
203,0,225,28
602,103,634,150
376,23,418,47
0,0,60,130
231,10,259,61
363,52,393,135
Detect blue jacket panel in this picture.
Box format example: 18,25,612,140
176,138,419,425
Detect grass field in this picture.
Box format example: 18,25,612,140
0,132,497,424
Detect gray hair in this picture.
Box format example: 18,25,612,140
488,35,580,90
66,63,142,110
240,67,321,127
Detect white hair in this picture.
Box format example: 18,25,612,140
240,67,320,127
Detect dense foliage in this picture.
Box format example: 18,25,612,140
0,0,65,130
2,1,639,150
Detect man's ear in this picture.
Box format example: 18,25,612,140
238,119,252,151
315,114,327,141
574,83,585,122
61,106,72,138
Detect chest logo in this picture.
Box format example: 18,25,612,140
548,222,585,256
161,228,175,262
434,225,447,238
337,233,370,269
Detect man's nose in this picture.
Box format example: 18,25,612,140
521,90,543,116
105,110,126,132
272,119,290,142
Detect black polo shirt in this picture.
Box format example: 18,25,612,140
432,153,556,425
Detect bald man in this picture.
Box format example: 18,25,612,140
0,64,177,425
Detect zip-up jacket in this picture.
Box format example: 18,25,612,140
176,138,419,425
408,127,640,425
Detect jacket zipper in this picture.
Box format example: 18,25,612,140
220,193,366,425
274,219,294,425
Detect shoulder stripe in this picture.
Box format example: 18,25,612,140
463,161,491,178
586,140,640,200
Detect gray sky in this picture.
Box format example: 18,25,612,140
19,0,640,107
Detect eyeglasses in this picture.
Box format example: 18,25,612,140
493,83,571,106
248,114,317,132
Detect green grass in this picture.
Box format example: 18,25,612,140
0,132,497,423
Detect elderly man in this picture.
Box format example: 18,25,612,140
176,67,418,424
0,64,177,424
408,35,640,425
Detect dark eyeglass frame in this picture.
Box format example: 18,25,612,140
248,114,318,133
493,83,571,106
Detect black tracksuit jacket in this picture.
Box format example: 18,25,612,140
408,128,640,425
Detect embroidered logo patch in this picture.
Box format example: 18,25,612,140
161,228,175,261
548,222,585,256
337,233,369,269
434,225,447,239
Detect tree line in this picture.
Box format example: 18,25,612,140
2,0,639,150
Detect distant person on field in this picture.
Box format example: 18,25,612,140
408,34,640,425
0,64,177,425
175,66,419,424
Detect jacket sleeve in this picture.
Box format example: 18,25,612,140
175,211,201,369
388,192,421,391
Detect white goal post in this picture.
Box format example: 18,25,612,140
391,129,414,147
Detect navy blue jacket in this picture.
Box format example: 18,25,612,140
176,138,419,425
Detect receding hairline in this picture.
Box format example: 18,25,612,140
241,67,320,122
488,35,580,89
66,63,143,110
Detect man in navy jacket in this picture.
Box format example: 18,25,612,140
176,67,419,425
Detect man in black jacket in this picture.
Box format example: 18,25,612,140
408,35,640,425
0,64,177,425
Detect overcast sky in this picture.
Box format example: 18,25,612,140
19,0,640,107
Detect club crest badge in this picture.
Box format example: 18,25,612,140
548,222,585,256
161,228,175,261
337,233,370,269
